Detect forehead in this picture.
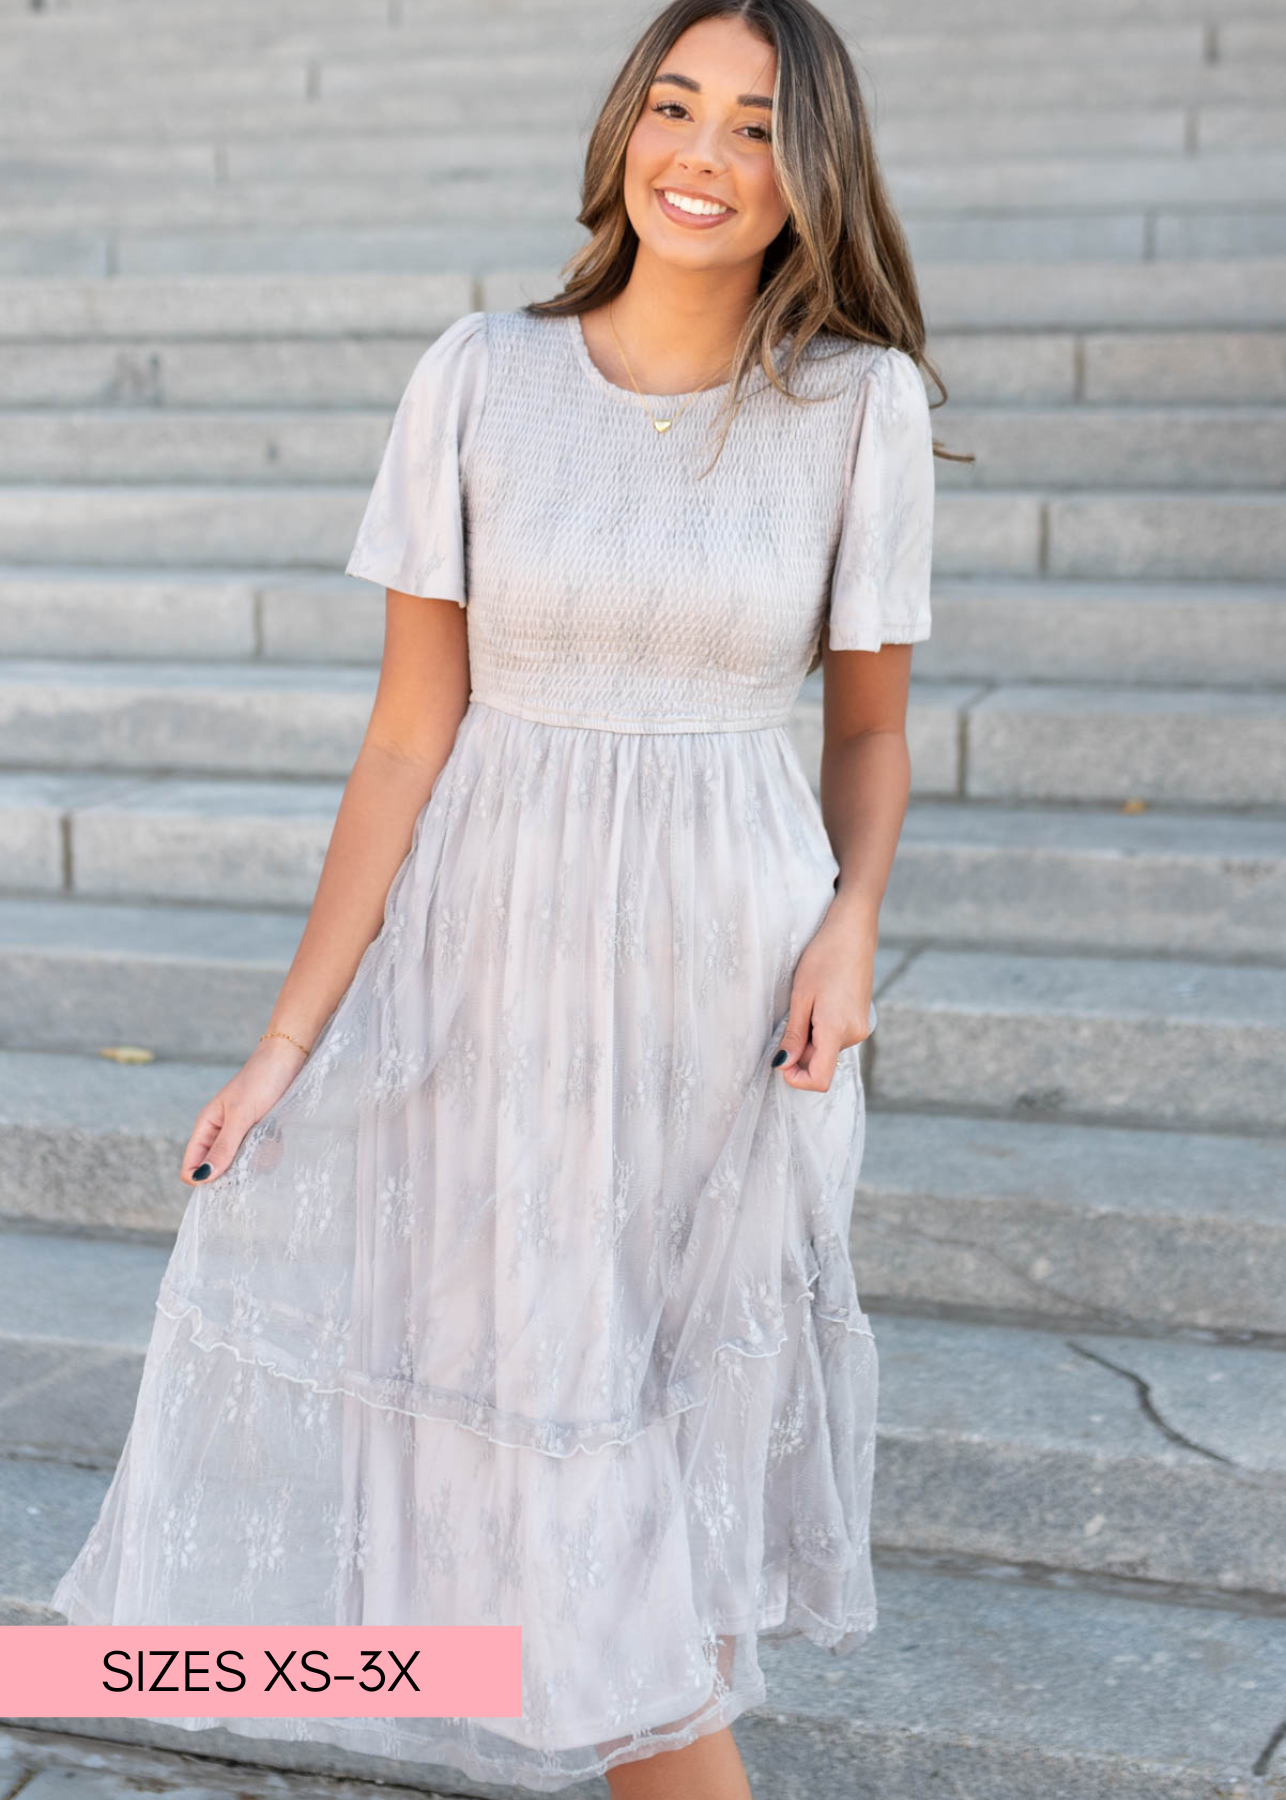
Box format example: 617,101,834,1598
656,15,778,92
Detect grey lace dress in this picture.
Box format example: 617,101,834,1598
50,303,935,1793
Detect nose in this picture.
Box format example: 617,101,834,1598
676,123,725,178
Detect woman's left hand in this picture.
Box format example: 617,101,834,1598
774,903,877,1092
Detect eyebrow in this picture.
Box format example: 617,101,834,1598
652,70,774,110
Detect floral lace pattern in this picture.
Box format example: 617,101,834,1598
50,300,934,1793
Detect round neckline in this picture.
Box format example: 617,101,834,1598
565,310,791,405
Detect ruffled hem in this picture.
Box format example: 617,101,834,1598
151,1270,874,1461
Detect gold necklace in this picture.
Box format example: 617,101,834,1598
606,301,729,434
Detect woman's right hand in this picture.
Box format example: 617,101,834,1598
180,1036,310,1186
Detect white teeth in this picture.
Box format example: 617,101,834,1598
662,189,730,217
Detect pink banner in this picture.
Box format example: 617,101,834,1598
1,1626,522,1718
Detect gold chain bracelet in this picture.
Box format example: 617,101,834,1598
260,1030,310,1058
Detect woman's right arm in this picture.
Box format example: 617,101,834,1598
179,588,470,1185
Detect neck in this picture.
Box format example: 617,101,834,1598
607,245,763,386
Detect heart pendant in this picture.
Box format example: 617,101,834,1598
653,418,672,433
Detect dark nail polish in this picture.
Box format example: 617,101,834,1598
192,1163,212,1181
771,1049,787,1067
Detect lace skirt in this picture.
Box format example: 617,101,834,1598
50,698,879,1794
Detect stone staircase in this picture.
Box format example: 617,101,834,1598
2,0,1285,1795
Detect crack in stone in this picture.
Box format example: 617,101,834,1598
867,1214,1141,1327
1066,1339,1250,1471
1253,1713,1286,1777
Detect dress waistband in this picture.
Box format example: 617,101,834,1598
468,690,794,736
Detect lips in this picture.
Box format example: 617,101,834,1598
655,187,735,228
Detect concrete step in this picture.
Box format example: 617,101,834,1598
0,661,968,792
936,408,1286,491
0,105,1201,191
6,1051,1285,1336
884,800,1286,960
1,487,1282,581
5,664,1286,808
873,946,1286,1131
0,1726,459,1800
4,900,1285,1131
0,771,342,905
0,1050,230,1234
1,264,1282,342
2,573,1282,690
0,569,375,662
7,1548,1282,1800
6,776,1285,960
3,57,1284,136
857,1110,1286,1335
919,580,1286,687
3,1229,1285,1592
4,330,1284,411
0,21,1223,78
0,896,303,1063
961,683,1286,806
5,405,1285,492
7,154,1286,233
4,660,1263,804
5,214,1286,279
0,661,376,778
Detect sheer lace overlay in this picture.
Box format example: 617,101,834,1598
51,305,933,1794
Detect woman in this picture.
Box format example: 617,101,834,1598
50,1,946,1794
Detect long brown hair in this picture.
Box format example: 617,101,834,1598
525,0,969,472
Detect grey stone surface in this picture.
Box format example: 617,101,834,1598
11,1565,1286,1800
1082,329,1286,403
0,409,395,485
0,336,429,410
0,1457,111,1610
1200,103,1286,149
965,681,1286,805
926,491,1043,574
0,1230,169,1348
936,406,1286,491
0,573,257,661
0,661,376,778
0,1050,230,1233
0,773,133,894
0,1728,459,1800
69,775,343,907
0,273,473,342
883,798,1286,957
870,1313,1286,1590
259,579,384,663
857,1110,1286,1332
872,946,1286,1129
0,896,303,1060
0,485,370,569
917,578,1286,686
0,1337,144,1463
1049,493,1286,580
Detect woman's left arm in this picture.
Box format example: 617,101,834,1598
774,639,915,1091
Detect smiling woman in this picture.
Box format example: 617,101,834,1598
48,4,945,1799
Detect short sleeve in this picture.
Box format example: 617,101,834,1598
344,309,488,605
825,346,935,650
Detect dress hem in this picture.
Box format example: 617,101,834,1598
151,1284,876,1463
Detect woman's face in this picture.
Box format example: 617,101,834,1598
623,14,790,276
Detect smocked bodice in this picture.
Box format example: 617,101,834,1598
345,305,934,733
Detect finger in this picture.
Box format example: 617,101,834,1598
772,987,814,1072
784,1026,842,1093
180,1106,224,1185
198,1112,254,1185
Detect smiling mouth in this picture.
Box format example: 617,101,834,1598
656,187,734,222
